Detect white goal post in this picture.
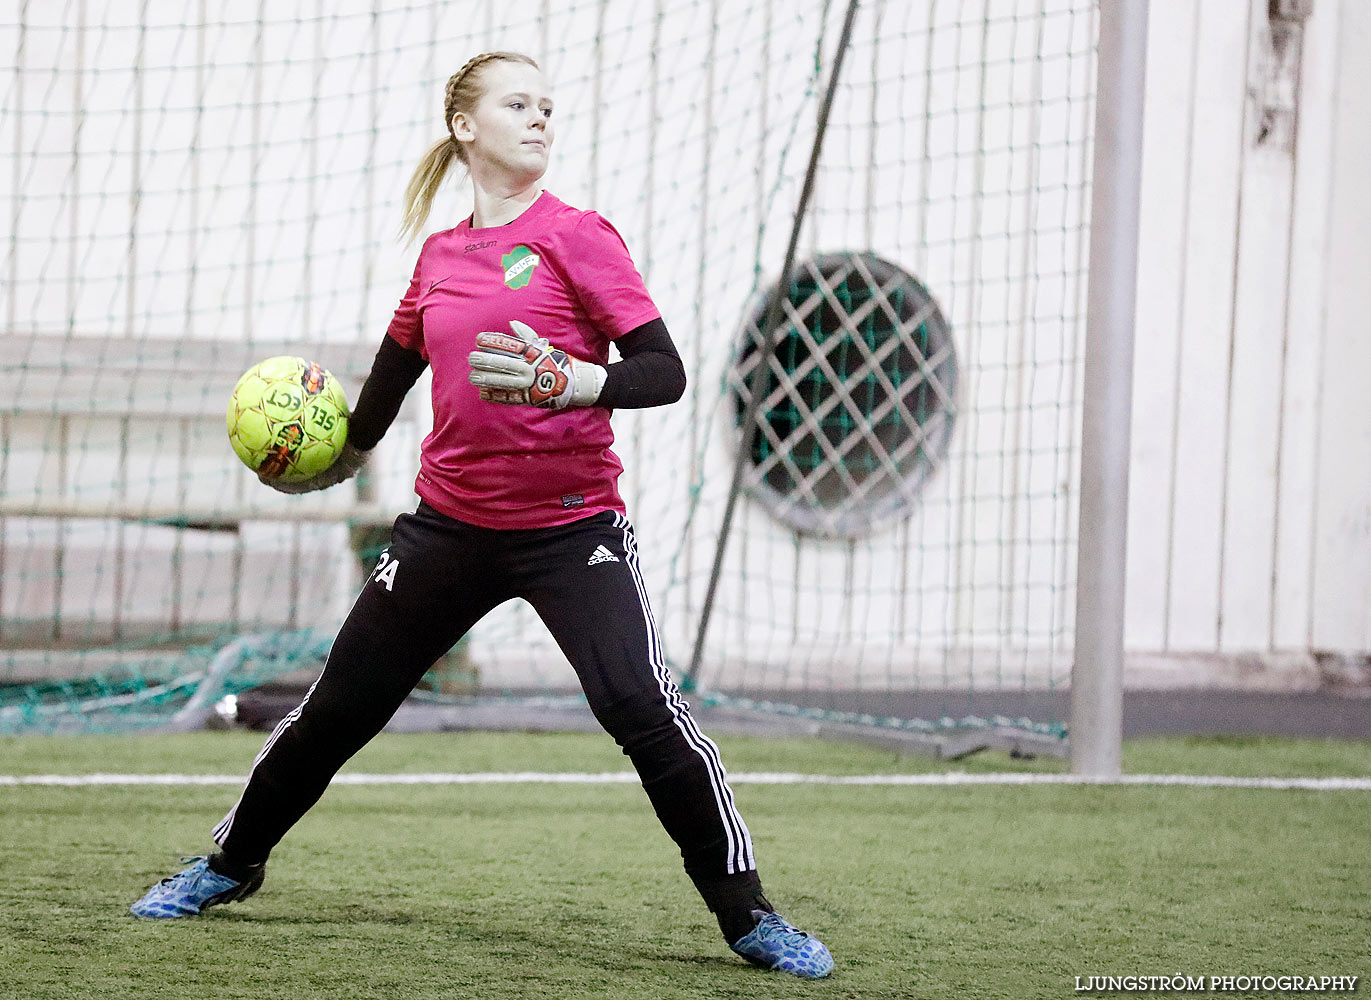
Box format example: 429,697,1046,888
1072,0,1149,776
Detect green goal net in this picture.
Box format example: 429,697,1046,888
1,1,1095,746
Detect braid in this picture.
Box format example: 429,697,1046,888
443,51,540,145
398,50,540,245
443,53,501,139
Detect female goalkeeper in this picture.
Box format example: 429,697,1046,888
130,50,832,980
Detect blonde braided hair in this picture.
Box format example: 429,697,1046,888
398,51,541,244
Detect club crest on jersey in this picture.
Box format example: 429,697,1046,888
501,245,539,289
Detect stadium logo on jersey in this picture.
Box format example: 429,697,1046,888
502,245,540,289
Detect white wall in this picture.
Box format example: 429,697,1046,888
1126,0,1370,666
2,0,1367,692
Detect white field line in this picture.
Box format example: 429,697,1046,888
1,772,1370,790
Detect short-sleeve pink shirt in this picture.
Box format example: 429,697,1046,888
385,191,660,529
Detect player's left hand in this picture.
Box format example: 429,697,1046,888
468,320,606,410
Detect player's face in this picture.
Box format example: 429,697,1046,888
453,61,555,185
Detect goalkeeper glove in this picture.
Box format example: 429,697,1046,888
468,320,607,410
259,441,369,495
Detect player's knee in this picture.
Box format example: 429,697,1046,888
283,696,384,765
592,688,679,753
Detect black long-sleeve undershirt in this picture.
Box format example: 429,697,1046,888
346,336,429,451
595,317,688,409
346,317,687,451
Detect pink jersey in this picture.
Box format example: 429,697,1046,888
384,191,660,529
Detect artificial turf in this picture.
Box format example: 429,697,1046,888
1,731,1367,999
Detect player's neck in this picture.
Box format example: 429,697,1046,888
469,180,543,230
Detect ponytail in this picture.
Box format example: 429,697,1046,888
398,136,459,245
398,50,540,245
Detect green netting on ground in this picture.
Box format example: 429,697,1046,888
1,1,1095,738
0,630,331,734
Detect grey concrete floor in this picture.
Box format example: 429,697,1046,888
235,687,1370,739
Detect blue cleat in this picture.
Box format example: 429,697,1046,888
730,911,834,978
129,856,264,919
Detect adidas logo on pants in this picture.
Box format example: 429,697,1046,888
587,544,619,566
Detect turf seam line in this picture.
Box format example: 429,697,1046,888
2,772,1370,790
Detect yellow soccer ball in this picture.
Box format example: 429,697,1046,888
226,356,349,483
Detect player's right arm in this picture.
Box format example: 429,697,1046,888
351,237,432,449
263,238,433,494
261,334,428,494
347,335,430,449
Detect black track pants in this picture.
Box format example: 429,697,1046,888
212,504,756,882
